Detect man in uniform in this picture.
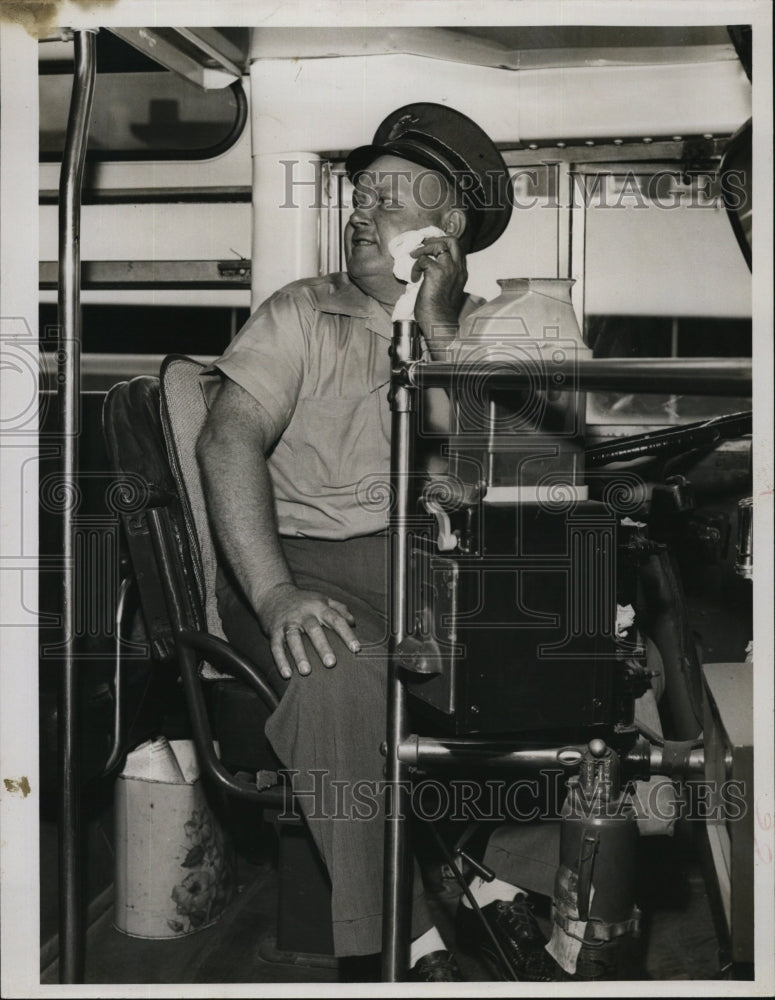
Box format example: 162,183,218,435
197,104,560,981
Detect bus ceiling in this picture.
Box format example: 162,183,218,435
38,25,749,89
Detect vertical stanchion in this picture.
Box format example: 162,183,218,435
57,28,97,984
381,320,419,981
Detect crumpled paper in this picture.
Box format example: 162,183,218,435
615,602,636,638
388,226,446,321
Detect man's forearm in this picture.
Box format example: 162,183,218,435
197,400,360,675
198,431,291,619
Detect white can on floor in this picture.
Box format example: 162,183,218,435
113,738,235,939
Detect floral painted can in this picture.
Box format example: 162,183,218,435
113,740,235,938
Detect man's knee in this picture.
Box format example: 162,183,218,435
285,634,386,707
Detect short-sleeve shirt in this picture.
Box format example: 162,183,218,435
206,272,480,540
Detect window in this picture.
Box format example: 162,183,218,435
39,33,246,161
39,304,247,357
578,166,751,426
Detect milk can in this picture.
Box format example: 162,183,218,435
448,278,591,497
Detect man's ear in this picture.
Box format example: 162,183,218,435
442,207,467,241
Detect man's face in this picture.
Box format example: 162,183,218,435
344,154,451,301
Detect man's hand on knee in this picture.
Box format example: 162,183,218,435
258,582,360,678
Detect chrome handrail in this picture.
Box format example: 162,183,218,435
57,27,97,986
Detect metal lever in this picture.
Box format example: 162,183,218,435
576,832,599,921
457,850,495,883
735,496,753,579
423,498,458,551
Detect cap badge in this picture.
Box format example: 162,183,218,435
387,113,420,140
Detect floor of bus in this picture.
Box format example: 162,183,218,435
40,822,741,986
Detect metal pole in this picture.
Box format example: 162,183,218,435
395,735,705,780
381,320,419,981
100,576,131,777
406,356,752,396
57,28,97,985
398,737,588,771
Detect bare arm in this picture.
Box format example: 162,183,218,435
196,379,359,678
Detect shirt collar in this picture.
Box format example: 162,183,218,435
314,273,393,340
313,271,485,342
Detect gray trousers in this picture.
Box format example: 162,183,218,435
216,533,569,956
217,534,434,956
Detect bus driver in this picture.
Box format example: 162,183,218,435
197,104,561,982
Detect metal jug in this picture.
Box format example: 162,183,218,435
448,278,591,496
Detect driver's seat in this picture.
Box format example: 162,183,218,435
102,355,334,958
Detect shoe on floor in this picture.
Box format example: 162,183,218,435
408,949,464,981
456,892,563,982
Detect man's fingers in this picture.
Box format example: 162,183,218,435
410,256,432,282
410,236,451,256
270,634,293,680
442,237,464,264
410,240,462,284
284,626,311,675
410,250,447,269
303,616,337,668
266,591,359,675
327,598,356,625
411,252,448,282
321,608,361,653
322,609,360,653
411,237,462,262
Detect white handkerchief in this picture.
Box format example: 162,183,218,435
615,602,636,637
388,226,446,321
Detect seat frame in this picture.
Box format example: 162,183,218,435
103,364,336,958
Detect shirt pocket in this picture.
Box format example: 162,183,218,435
293,394,390,489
